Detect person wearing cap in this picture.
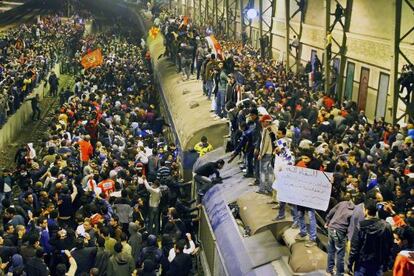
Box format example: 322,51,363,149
256,114,277,195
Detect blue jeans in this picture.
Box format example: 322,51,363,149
215,89,226,117
354,263,383,276
298,207,317,241
327,228,346,275
206,80,213,100
259,154,273,193
245,150,254,175
278,203,298,221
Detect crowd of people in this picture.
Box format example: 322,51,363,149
155,10,414,276
0,3,412,275
0,15,85,127
0,13,201,276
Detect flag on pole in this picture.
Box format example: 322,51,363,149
205,35,223,60
179,16,189,29
81,48,103,69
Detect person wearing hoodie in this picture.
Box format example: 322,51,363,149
324,196,355,276
8,253,25,275
94,237,111,276
138,235,162,269
348,199,393,275
107,242,135,276
392,133,405,151
128,222,142,265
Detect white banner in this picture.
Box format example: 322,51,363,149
273,165,333,211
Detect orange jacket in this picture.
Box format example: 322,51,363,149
393,252,414,276
78,140,93,162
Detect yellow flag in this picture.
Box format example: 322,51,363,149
149,26,160,40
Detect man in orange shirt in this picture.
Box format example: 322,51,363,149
78,135,93,165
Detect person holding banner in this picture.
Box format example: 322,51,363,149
294,150,322,247
272,127,296,223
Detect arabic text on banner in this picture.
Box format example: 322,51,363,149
274,165,333,211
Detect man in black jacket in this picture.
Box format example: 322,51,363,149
193,159,225,197
25,248,49,276
48,72,59,97
348,199,393,275
71,237,97,275
167,239,192,276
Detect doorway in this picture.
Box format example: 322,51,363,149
358,67,370,111
344,62,355,101
375,72,390,120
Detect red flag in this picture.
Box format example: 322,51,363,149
81,48,103,69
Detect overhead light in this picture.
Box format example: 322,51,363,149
246,8,258,20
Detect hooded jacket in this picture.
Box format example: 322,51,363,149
392,133,404,150
107,252,135,276
349,218,393,269
128,222,142,264
94,247,111,276
139,235,162,267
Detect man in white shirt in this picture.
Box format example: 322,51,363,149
143,176,161,235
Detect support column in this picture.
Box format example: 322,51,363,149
268,0,277,58
336,0,353,103
391,0,403,123
259,0,263,38
240,0,245,36
284,0,290,70
324,0,331,95
198,0,202,24
205,0,209,25
193,0,196,20
214,0,218,26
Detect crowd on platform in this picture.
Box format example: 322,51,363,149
156,11,414,276
0,15,199,276
0,15,85,127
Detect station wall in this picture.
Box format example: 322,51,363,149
182,0,414,122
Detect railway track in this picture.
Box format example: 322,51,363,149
0,75,74,169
